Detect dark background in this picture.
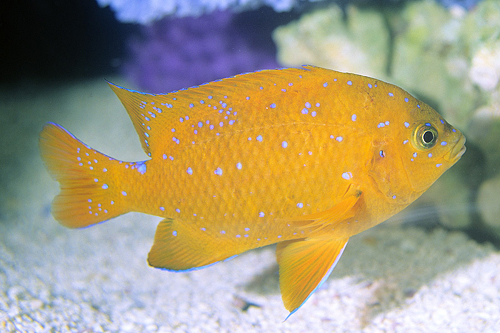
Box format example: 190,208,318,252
0,1,131,83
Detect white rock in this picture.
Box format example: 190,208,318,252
469,44,500,91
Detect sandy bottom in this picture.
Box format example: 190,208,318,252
1,78,499,332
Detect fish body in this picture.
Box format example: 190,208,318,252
39,66,466,316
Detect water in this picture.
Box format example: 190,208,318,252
1,0,500,331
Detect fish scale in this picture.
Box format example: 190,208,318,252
39,65,466,318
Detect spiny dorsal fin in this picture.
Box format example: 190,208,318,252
107,66,334,158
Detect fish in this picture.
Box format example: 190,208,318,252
39,65,466,317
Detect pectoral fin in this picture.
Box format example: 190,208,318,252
276,237,349,319
286,185,361,232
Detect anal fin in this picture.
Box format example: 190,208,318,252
148,219,239,272
276,237,349,318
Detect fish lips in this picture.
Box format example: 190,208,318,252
445,135,466,162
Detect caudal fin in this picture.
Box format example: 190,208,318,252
39,122,131,228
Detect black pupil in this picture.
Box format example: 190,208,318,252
423,130,434,144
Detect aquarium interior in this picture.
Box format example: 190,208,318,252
1,0,500,331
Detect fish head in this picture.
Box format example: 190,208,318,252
368,102,466,204
397,104,466,195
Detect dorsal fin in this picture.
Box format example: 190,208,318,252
107,66,338,158
108,82,171,157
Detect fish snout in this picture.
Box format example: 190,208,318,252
445,134,466,162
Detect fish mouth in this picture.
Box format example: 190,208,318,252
445,135,466,162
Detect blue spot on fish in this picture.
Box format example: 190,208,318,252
341,172,352,180
136,162,147,175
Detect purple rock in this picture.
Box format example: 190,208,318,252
123,10,280,94
435,0,483,10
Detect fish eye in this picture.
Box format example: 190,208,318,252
413,124,438,149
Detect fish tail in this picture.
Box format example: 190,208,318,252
39,122,132,228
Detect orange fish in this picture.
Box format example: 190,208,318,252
39,65,466,317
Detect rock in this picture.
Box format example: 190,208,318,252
477,173,500,229
468,88,500,175
469,42,500,91
273,4,390,78
390,0,476,130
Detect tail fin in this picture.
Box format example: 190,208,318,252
39,122,131,228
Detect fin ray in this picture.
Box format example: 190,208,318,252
276,237,349,317
107,66,327,158
285,185,361,232
39,122,130,228
148,219,241,271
